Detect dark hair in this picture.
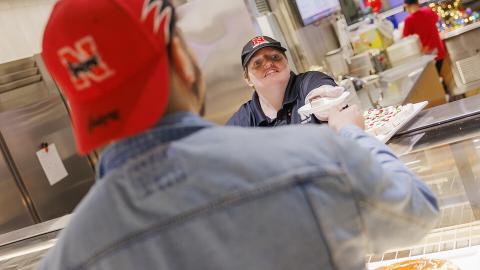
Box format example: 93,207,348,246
404,0,419,4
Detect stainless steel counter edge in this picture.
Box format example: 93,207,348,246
0,215,71,247
395,94,480,136
441,21,480,40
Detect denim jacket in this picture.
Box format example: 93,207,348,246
38,112,438,270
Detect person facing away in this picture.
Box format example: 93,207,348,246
403,0,446,75
39,0,438,270
226,35,347,127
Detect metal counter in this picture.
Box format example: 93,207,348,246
440,22,480,94
370,95,480,269
0,215,70,269
395,93,480,137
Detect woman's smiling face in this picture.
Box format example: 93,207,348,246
245,47,290,90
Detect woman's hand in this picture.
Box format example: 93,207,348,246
306,85,345,103
305,85,346,121
328,105,365,132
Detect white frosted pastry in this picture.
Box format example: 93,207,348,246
363,104,414,136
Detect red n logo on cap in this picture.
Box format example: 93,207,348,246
58,36,114,91
251,36,267,48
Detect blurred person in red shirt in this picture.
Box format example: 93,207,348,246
403,0,450,97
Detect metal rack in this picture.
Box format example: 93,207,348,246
367,221,480,269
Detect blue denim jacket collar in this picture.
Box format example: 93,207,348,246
97,112,214,179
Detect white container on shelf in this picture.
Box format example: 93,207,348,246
387,35,422,67
325,48,349,79
349,51,374,78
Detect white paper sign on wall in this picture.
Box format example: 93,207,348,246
36,143,68,186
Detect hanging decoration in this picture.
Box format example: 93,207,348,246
429,0,480,31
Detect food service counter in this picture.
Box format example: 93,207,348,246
3,96,480,269
368,95,480,269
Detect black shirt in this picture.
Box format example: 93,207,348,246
226,71,336,127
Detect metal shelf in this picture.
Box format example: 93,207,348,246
437,203,476,229
367,221,480,269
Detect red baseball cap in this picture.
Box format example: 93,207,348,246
42,0,175,154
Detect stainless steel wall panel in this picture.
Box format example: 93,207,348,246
0,81,49,113
0,148,34,234
444,26,480,61
0,75,42,94
0,67,38,85
0,55,53,114
34,55,61,98
0,96,94,222
0,58,35,77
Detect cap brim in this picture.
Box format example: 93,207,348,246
243,44,287,67
69,55,169,155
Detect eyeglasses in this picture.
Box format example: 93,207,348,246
249,53,285,70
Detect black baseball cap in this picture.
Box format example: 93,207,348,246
241,36,287,68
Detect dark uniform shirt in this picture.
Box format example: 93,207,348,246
226,71,336,127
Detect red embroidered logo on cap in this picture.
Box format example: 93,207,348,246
58,36,114,91
141,0,173,41
251,36,268,48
